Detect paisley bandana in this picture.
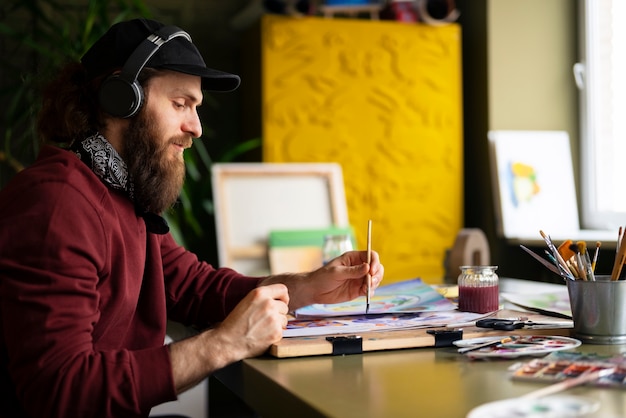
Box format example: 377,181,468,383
72,133,133,196
71,133,169,234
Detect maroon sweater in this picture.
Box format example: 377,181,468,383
0,146,261,417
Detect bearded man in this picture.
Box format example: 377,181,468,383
0,18,384,418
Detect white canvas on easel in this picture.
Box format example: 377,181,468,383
211,163,349,276
488,130,616,244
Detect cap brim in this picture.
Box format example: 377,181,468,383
160,64,241,92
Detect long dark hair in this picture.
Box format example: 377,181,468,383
36,62,100,147
36,64,158,147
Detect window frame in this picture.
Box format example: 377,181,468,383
577,0,626,230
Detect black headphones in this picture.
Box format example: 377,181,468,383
98,25,191,118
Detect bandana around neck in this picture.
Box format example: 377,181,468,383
71,133,169,234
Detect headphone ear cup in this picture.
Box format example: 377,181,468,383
98,75,144,118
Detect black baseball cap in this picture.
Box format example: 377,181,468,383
81,18,240,92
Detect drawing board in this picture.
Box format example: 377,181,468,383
271,309,572,358
284,310,487,338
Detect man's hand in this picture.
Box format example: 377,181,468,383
168,284,289,393
260,250,384,311
215,284,290,358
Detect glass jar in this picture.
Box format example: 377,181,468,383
457,266,499,313
322,234,353,265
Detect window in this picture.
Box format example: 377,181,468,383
576,0,626,230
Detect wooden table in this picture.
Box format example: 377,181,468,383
211,279,626,417
214,342,626,418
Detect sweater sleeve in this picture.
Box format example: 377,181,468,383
0,178,176,417
159,233,262,325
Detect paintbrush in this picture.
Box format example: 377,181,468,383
366,219,372,314
570,242,588,281
539,230,574,280
457,336,516,354
591,241,601,273
520,367,616,399
519,245,561,277
611,225,626,280
578,241,595,281
549,251,580,279
557,239,575,262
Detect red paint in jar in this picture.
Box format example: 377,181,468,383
457,266,499,313
458,285,499,313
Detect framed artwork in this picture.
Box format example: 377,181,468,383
488,131,580,240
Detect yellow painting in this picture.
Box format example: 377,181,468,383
260,15,463,283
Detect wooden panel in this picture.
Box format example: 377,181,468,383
260,15,463,283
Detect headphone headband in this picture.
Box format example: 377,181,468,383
98,25,191,118
117,26,191,83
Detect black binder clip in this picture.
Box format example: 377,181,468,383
325,335,363,355
427,329,463,347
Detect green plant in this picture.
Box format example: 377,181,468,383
0,0,262,264
0,0,151,187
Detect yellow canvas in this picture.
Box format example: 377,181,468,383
261,15,463,283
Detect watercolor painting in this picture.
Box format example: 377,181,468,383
508,161,540,207
294,278,457,317
284,310,487,338
488,131,580,239
501,290,572,319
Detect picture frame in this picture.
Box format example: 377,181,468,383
488,130,579,240
211,162,349,275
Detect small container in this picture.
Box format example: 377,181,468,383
457,265,499,313
322,234,353,265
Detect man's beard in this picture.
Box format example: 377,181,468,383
122,110,187,214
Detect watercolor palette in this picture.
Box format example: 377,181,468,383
467,395,599,418
510,351,626,388
455,335,581,359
